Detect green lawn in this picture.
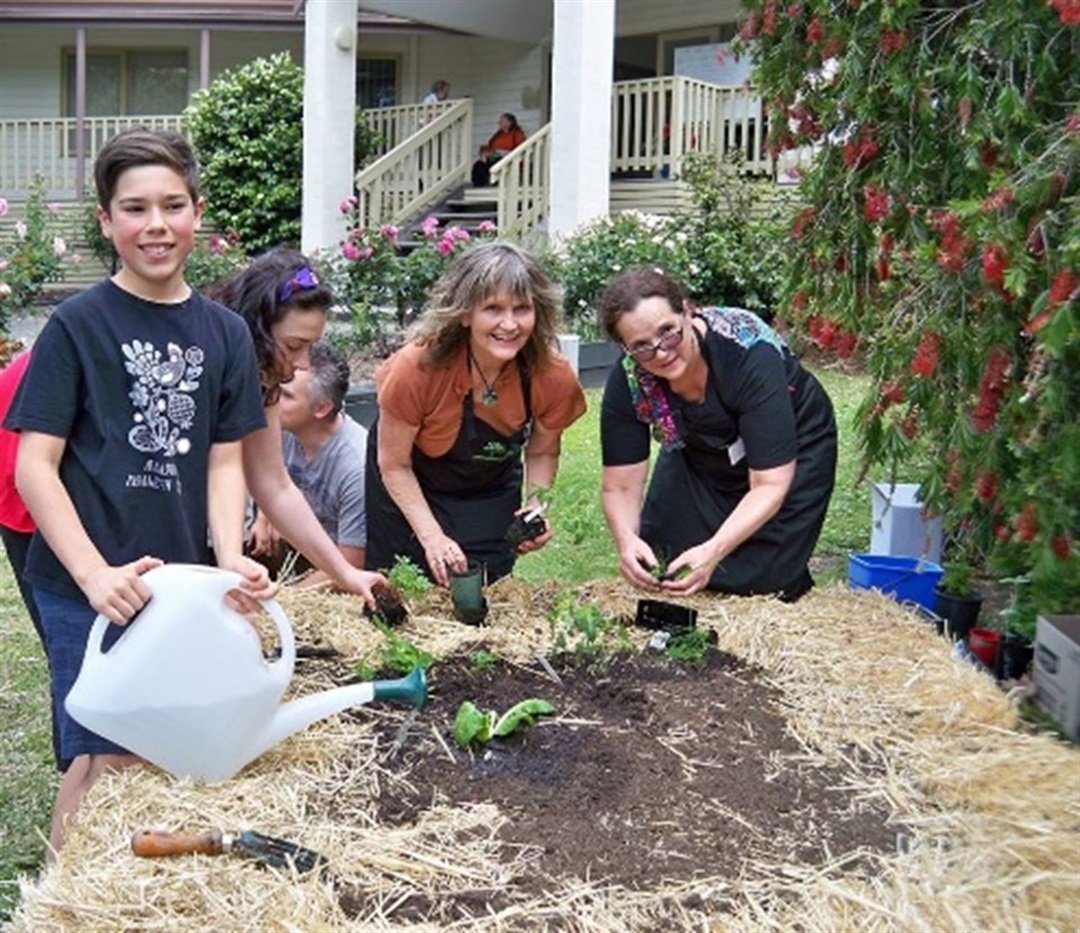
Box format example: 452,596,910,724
0,361,870,920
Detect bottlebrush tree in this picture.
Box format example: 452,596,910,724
737,0,1078,608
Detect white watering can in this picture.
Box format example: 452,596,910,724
65,563,426,782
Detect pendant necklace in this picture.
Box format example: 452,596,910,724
468,346,510,407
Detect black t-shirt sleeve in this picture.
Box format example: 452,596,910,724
4,316,81,437
729,342,798,470
600,361,651,467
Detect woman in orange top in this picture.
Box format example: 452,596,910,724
471,113,526,187
365,242,586,586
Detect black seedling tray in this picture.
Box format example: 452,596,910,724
635,599,697,632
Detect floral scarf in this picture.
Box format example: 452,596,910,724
622,307,788,451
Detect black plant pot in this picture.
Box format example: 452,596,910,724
998,633,1034,680
933,587,984,642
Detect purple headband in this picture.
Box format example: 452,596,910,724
279,266,320,303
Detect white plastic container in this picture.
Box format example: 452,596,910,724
870,482,942,562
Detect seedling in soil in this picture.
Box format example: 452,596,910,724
548,592,631,670
452,698,555,749
665,628,718,668
355,620,436,680
469,649,499,674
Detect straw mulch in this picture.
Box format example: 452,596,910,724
9,580,1080,932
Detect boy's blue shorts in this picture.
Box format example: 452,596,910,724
33,587,131,763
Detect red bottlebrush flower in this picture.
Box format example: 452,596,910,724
817,319,839,349
1051,534,1072,560
1049,269,1078,304
880,380,904,407
762,1,779,35
972,348,1010,431
900,411,919,439
978,140,998,169
975,471,998,502
786,4,802,18
1049,0,1080,26
1014,504,1038,543
981,187,1015,213
836,331,858,358
843,134,880,169
792,291,808,313
876,255,891,282
806,17,826,42
737,11,761,40
994,524,1010,542
1026,217,1046,258
792,207,816,239
1066,113,1080,136
1024,310,1054,336
981,243,1009,292
863,184,891,222
880,29,909,54
821,36,846,59
834,253,848,273
910,331,941,378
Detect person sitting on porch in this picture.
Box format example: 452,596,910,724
422,79,450,104
471,113,526,187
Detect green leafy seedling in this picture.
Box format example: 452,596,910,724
666,628,715,668
386,555,433,602
469,649,499,674
355,619,435,679
452,698,555,749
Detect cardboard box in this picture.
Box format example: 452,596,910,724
1033,614,1080,742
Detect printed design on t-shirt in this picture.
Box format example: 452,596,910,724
123,339,204,457
474,439,522,462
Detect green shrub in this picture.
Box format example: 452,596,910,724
546,165,795,338
183,52,382,255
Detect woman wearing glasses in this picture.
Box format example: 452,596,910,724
598,268,837,601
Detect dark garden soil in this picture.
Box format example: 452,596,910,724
320,646,899,922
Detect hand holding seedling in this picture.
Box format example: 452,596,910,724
659,541,723,596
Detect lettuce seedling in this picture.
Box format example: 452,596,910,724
453,698,555,749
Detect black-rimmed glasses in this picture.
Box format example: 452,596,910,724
623,321,685,362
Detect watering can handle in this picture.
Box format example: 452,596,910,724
81,564,295,669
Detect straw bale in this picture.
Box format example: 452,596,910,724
9,580,1080,932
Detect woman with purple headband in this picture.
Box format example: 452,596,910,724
598,267,837,602
206,247,387,606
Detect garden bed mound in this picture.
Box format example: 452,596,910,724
363,649,895,912
10,581,1080,932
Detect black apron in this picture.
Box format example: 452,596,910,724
366,361,533,582
640,350,836,601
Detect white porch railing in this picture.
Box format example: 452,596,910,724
611,76,771,177
363,100,457,156
351,99,473,231
0,115,184,199
491,124,550,238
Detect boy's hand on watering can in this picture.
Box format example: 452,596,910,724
218,555,278,613
84,555,164,623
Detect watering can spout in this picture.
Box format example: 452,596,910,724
251,667,428,760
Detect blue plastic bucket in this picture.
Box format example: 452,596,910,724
848,554,944,612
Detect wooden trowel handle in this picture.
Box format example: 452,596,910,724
131,829,225,857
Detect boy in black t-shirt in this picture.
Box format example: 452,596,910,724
4,128,272,858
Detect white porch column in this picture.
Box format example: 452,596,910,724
301,0,357,255
548,0,615,241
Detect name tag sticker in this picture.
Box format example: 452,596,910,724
728,436,746,466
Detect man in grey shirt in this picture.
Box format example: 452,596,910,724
250,341,368,584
